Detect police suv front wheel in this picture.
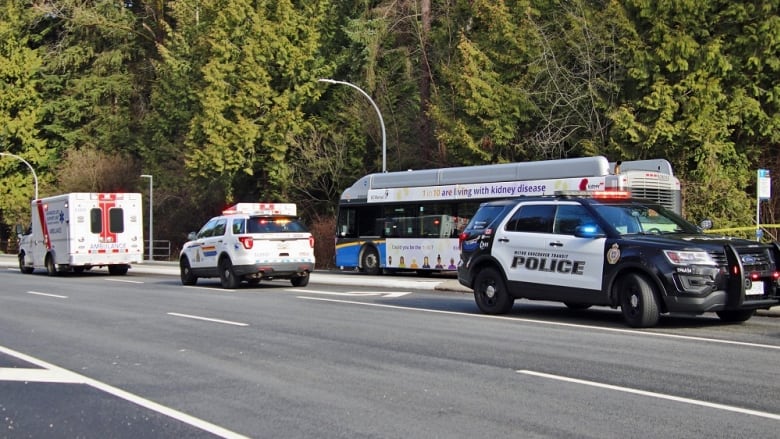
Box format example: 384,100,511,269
473,267,514,314
617,273,660,328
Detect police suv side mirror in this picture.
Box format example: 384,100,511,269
187,232,198,241
574,224,605,239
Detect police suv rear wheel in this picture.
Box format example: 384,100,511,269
618,273,659,328
291,272,309,287
219,257,240,289
473,267,514,314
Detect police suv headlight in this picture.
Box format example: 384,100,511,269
663,250,716,266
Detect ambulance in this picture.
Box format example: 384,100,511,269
17,193,144,275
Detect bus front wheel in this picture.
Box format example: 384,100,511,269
361,247,381,275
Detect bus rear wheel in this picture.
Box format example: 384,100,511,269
361,247,381,275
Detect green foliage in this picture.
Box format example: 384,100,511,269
180,0,329,201
612,0,779,225
0,0,51,225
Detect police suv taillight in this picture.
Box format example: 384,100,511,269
309,236,315,248
238,236,254,250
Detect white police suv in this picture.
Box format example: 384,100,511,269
180,203,315,288
458,191,780,327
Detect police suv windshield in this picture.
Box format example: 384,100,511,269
592,202,699,235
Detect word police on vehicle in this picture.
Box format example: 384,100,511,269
458,191,780,327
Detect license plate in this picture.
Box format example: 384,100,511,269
746,280,764,296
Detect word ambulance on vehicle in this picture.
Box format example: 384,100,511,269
17,193,144,275
457,190,780,327
179,203,315,288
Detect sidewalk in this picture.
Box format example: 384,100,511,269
1,254,776,315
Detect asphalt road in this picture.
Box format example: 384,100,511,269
1,258,779,438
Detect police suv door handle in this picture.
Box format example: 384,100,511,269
548,241,563,247
498,237,510,243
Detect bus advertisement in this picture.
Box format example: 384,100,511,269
335,156,681,275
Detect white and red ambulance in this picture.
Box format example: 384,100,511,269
17,193,144,275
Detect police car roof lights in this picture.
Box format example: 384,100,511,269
554,190,632,200
222,203,297,216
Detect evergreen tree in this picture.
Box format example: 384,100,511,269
0,0,51,226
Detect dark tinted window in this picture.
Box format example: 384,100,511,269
553,205,596,235
247,216,308,233
109,208,124,233
90,208,102,233
505,204,555,233
466,205,510,231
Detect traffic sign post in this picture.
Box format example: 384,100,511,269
757,169,771,241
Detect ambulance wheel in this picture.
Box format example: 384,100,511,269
360,247,380,275
219,257,240,289
18,253,33,274
291,272,309,287
180,257,197,285
716,309,754,323
618,273,659,328
473,267,514,314
45,255,58,276
108,264,129,275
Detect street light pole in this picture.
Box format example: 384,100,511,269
140,174,153,261
318,78,387,173
1,152,39,200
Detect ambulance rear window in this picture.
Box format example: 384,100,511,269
89,207,125,233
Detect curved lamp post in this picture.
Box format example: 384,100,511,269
318,78,387,173
0,152,39,200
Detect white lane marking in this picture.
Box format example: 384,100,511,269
517,369,780,421
25,291,68,299
182,286,235,293
0,367,85,383
287,288,411,298
167,312,249,327
105,278,144,284
0,345,249,439
298,297,780,351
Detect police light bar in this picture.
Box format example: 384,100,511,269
223,203,297,216
555,190,632,199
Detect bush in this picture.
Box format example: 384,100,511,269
308,213,335,270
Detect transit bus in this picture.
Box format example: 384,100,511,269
335,156,681,274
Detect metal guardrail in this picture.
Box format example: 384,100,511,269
145,240,172,261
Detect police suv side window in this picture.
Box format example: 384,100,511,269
505,205,555,233
553,205,597,235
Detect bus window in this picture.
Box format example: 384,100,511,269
336,208,356,238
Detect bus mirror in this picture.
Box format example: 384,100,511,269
699,219,713,230
340,225,348,237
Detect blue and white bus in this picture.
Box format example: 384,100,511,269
335,156,681,274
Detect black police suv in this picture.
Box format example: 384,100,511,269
457,192,780,327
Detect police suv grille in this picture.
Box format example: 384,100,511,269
708,248,773,271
